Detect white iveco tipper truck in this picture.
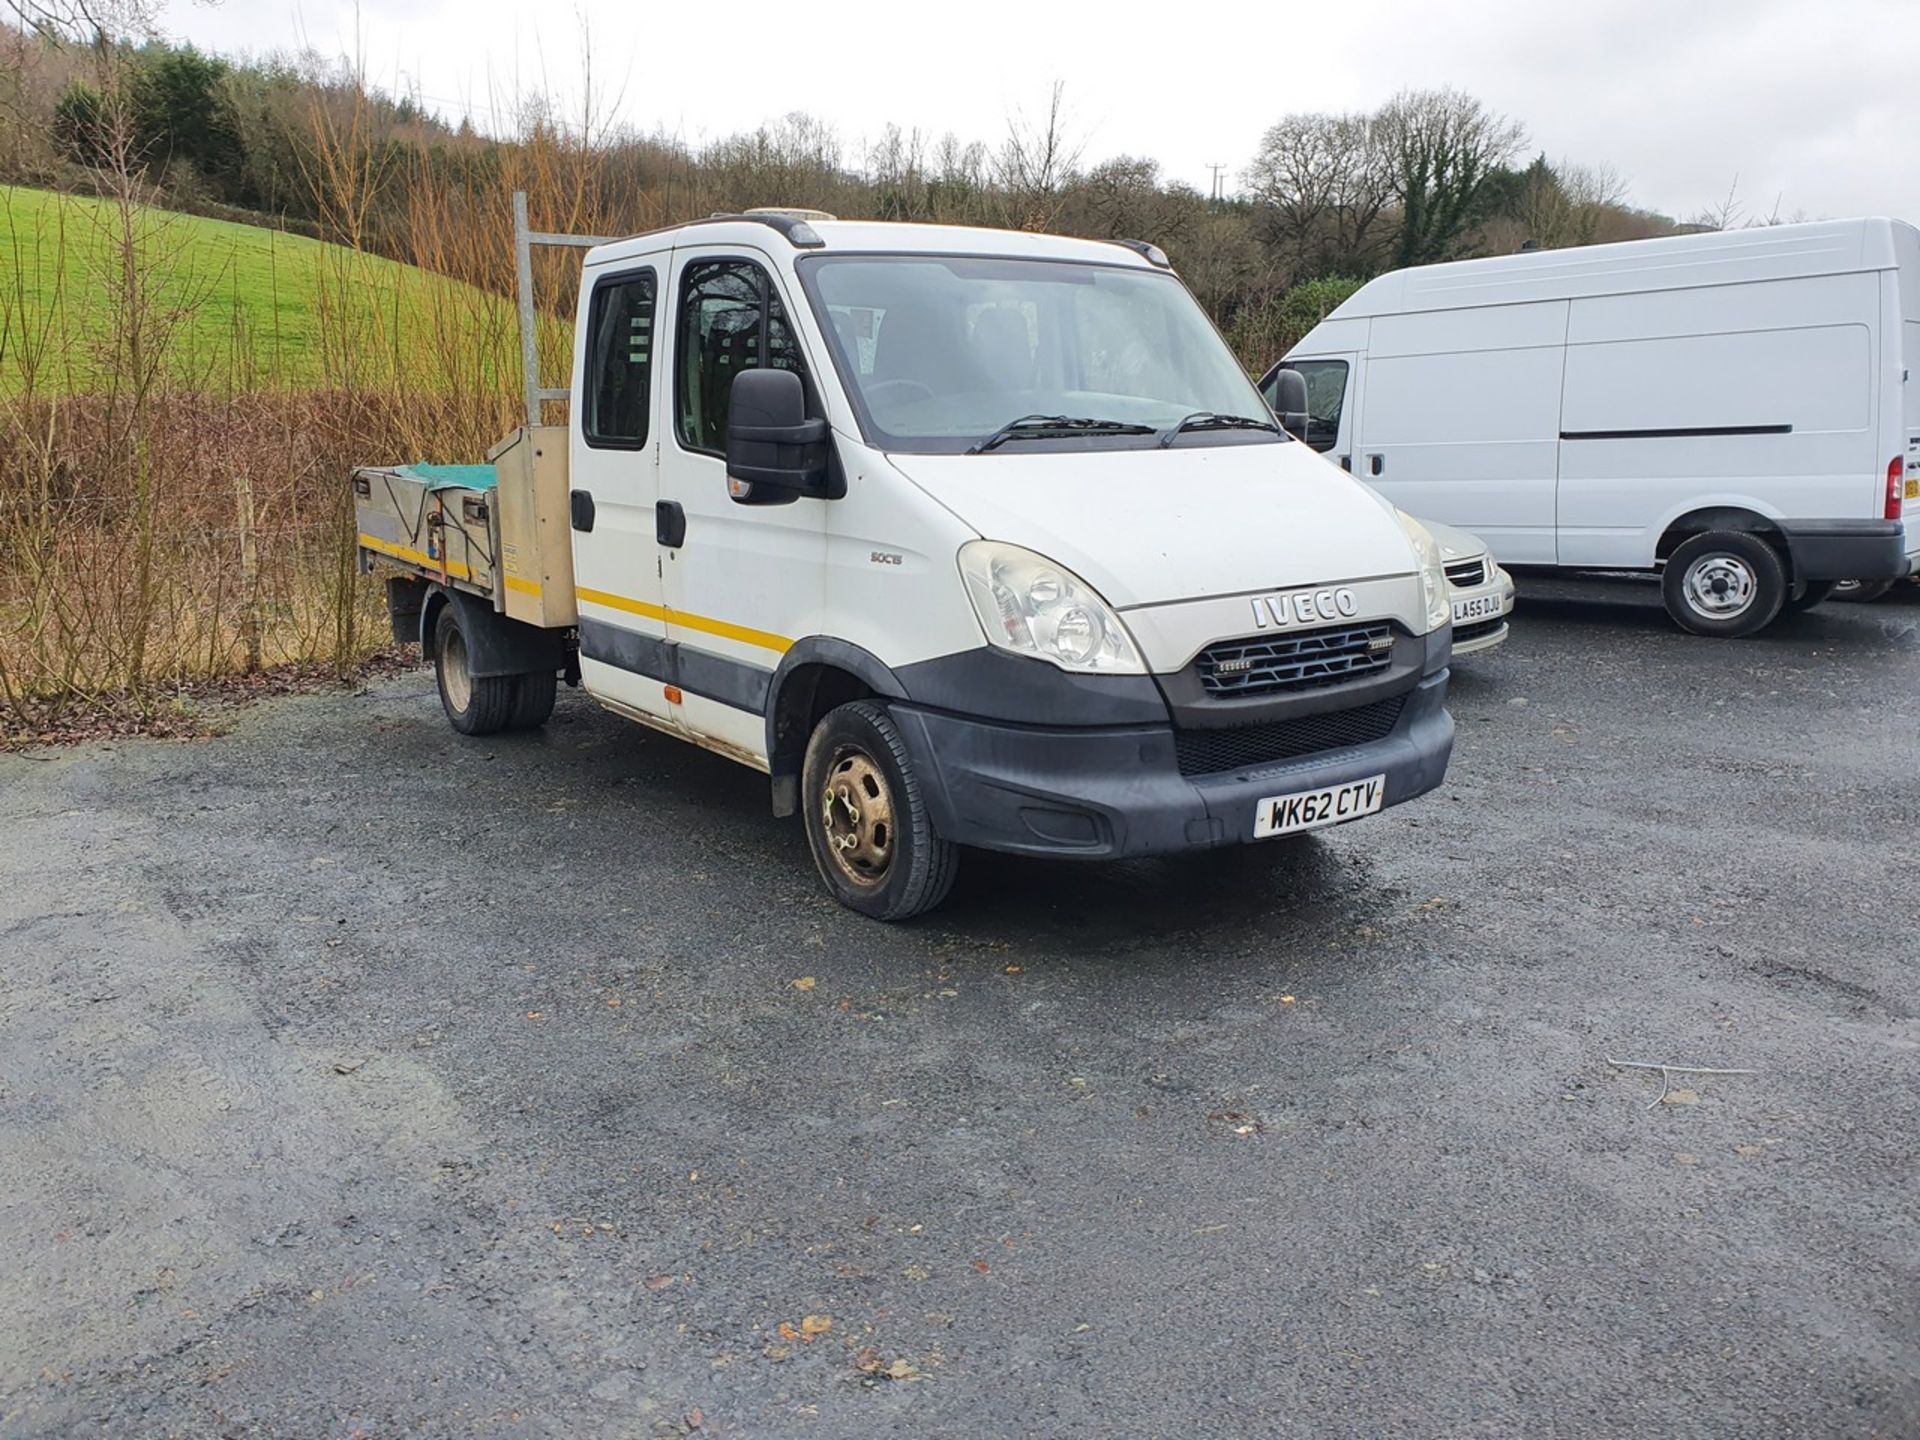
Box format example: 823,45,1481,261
354,201,1457,919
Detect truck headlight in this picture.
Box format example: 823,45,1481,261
1395,512,1453,634
958,540,1147,675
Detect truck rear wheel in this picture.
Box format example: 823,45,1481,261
1830,578,1894,603
1662,532,1786,638
801,701,958,921
434,606,516,735
508,669,558,730
1783,580,1836,613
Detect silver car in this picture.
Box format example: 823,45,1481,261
1421,519,1515,654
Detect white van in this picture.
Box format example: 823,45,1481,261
359,216,1458,919
1260,219,1920,636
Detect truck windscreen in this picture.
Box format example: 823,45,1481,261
798,255,1277,455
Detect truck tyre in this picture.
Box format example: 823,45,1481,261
508,669,558,730
1783,580,1836,613
801,700,958,921
1830,578,1894,603
1662,531,1787,638
434,606,516,735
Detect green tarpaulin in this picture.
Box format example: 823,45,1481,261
399,463,497,491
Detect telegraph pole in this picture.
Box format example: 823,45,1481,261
1206,161,1226,202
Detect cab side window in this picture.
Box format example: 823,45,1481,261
583,270,656,448
1289,360,1349,452
677,258,808,454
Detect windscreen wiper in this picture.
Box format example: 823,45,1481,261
968,414,1158,454
1156,412,1286,448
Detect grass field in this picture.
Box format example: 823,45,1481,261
0,184,532,396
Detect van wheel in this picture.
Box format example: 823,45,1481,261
508,669,558,730
1830,578,1894,603
434,607,516,735
1783,580,1836,613
801,700,958,921
1662,532,1786,637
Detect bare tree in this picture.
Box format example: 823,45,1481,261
1243,110,1392,278
1376,87,1525,267
1512,156,1629,249
4,0,156,40
996,81,1081,231
1690,174,1789,231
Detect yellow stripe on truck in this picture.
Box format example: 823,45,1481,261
359,533,473,582
502,574,542,597
575,586,792,656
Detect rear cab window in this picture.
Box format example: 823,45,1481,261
583,269,657,448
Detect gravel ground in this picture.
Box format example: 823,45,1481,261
2,576,1916,1440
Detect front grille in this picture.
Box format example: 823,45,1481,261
1173,695,1407,777
1455,618,1504,645
1445,558,1486,587
1194,622,1394,698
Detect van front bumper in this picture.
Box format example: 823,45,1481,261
889,671,1453,860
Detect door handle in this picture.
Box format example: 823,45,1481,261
1368,453,1384,477
569,490,595,532
655,500,687,549
1338,455,1351,472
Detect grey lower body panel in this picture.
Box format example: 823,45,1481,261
890,671,1453,860
1777,519,1909,581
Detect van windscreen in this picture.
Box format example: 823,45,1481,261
798,255,1277,455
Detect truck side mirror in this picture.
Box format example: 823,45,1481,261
1271,367,1311,442
726,368,836,505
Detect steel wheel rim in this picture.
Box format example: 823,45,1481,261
1684,553,1757,619
820,749,895,888
443,627,472,711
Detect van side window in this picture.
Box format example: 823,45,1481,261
1272,360,1348,452
583,270,656,448
677,259,807,454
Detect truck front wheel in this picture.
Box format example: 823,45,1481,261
1662,532,1787,638
801,701,958,921
434,606,517,735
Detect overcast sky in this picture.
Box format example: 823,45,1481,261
158,0,1917,223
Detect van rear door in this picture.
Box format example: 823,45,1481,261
1350,302,1566,565
1894,223,1920,557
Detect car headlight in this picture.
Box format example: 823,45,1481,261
1395,512,1453,634
958,540,1146,674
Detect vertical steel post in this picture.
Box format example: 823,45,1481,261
513,190,540,428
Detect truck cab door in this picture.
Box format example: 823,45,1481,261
655,249,828,762
1265,356,1359,470
568,258,679,724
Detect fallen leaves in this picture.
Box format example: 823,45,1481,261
1207,1110,1265,1137
643,1274,676,1292
854,1348,919,1382
791,976,817,992
776,1313,834,1344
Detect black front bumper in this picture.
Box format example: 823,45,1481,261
1779,519,1911,581
889,670,1454,860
